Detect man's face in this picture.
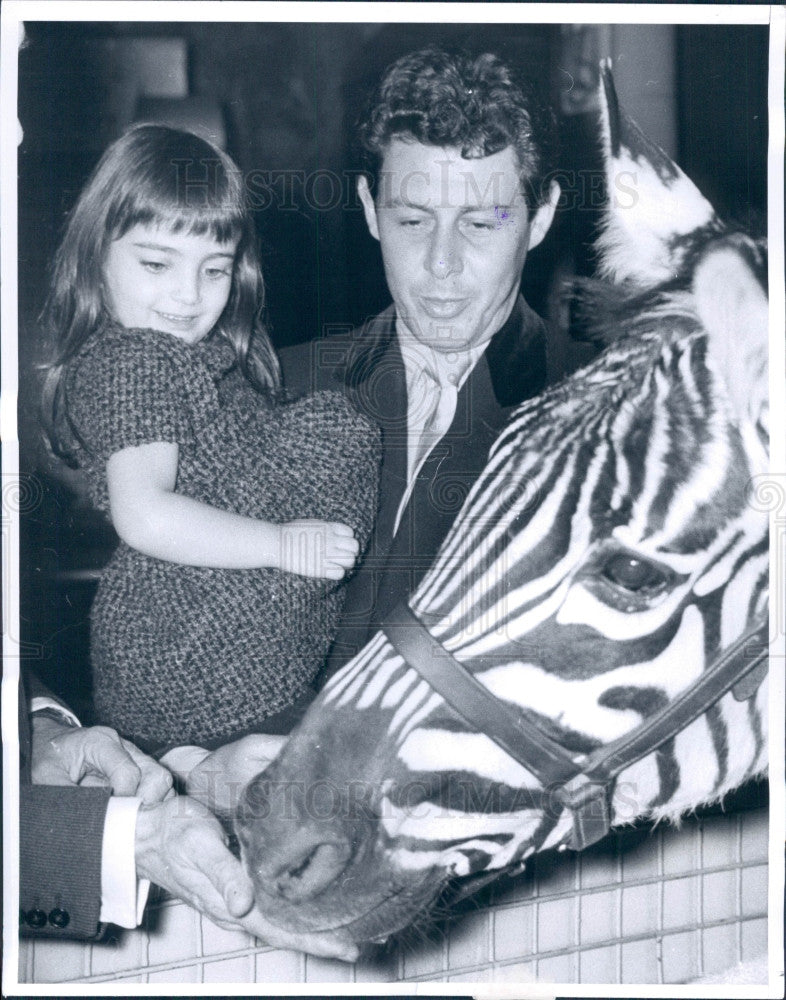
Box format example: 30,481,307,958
358,139,558,354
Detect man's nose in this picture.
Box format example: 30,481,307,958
424,225,463,279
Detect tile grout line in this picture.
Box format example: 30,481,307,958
735,812,744,963
697,817,705,977
48,913,769,986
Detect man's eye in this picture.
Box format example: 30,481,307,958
141,260,166,273
464,220,496,232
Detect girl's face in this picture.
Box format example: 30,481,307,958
102,223,239,345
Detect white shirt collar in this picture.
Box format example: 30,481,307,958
397,322,490,396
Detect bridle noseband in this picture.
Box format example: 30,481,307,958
383,604,769,851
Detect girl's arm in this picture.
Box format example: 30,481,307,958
106,441,358,580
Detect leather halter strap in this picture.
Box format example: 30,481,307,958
383,604,769,851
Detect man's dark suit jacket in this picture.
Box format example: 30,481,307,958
19,671,110,939
280,296,550,679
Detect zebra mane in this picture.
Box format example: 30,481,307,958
491,276,712,463
576,222,767,348
572,277,701,348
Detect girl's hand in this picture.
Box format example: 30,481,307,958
279,520,359,580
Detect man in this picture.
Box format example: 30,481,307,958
18,671,357,959
282,47,560,673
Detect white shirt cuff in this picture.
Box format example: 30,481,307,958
100,797,150,928
30,696,81,728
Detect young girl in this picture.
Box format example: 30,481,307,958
42,124,380,753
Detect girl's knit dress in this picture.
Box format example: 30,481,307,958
64,324,380,751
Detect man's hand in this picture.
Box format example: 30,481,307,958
135,795,358,962
173,734,287,817
31,715,173,805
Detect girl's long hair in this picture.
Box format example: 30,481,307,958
41,123,280,461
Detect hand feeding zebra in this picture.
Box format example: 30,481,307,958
235,66,769,944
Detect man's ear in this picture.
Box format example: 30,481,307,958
527,179,560,251
357,175,380,242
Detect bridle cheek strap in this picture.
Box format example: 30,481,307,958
383,604,769,851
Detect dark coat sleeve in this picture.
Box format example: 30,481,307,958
19,785,110,939
18,672,110,940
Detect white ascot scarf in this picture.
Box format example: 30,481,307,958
395,329,489,535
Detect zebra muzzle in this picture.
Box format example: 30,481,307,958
251,823,354,903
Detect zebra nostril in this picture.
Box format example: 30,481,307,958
274,838,353,902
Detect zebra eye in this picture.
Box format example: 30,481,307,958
601,553,667,593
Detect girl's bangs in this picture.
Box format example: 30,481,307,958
117,203,243,246
156,203,243,245
111,172,245,246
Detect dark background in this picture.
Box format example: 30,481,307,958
16,20,768,714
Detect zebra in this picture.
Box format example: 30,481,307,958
234,66,770,945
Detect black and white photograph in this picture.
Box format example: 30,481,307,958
2,2,783,993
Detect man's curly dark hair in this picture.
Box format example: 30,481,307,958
357,46,558,212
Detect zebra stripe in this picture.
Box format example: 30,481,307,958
272,290,767,895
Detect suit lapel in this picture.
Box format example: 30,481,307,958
343,309,408,557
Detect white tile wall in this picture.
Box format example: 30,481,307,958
17,800,770,987
537,895,576,953
741,809,769,861
30,936,89,982
741,916,768,959
87,925,146,978
146,899,199,965
303,953,354,983
253,947,304,982
662,874,699,930
621,881,659,937
579,888,618,945
701,921,739,976
493,901,536,961
492,958,537,982
661,821,699,874
741,864,769,916
147,963,200,983
537,950,578,980
579,942,618,981
702,868,738,922
620,936,661,983
661,928,700,983
201,954,254,982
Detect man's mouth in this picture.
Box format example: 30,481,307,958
419,297,469,320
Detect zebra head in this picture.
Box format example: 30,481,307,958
235,68,769,944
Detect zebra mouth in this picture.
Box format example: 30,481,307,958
247,849,449,944
331,874,450,944
338,866,505,944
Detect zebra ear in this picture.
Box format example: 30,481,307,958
595,61,720,288
692,238,769,428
